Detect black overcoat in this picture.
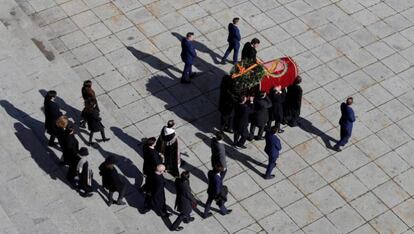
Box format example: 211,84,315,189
269,89,285,123
241,42,257,61
218,76,235,116
174,177,196,214
98,163,125,192
142,146,163,176
284,84,303,121
148,173,167,215
44,100,62,135
233,102,254,133
85,108,104,132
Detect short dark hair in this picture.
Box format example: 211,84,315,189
186,32,194,38
83,80,92,87
146,137,156,146
295,76,302,85
215,131,224,141
181,171,190,179
251,38,260,45
270,126,278,134
346,97,353,105
167,120,175,128
233,17,240,24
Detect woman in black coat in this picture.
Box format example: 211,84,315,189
156,120,180,177
171,171,196,231
99,156,126,206
268,86,286,133
84,98,109,145
44,90,62,146
56,116,79,166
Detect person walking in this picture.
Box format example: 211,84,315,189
249,92,272,141
170,171,196,231
334,97,355,152
156,120,180,177
80,80,98,128
218,75,235,133
211,131,227,179
203,166,232,218
221,17,241,65
268,86,286,133
284,76,303,127
241,38,260,62
99,156,126,206
180,32,197,84
146,164,170,217
142,137,163,192
56,116,79,166
84,98,109,145
233,96,254,149
44,90,62,146
263,126,282,179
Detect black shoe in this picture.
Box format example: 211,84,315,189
174,226,184,231
220,60,226,65
255,136,264,141
278,129,284,133
190,72,197,78
187,217,195,222
181,79,191,84
116,200,126,205
264,174,275,179
238,145,247,149
102,138,110,142
221,209,232,215
203,212,213,219
247,137,253,142
333,145,342,152
48,141,57,147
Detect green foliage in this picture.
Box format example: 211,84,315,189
231,59,266,94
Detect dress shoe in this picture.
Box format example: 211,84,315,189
174,226,184,231
263,174,275,180
238,145,247,149
180,79,191,84
116,200,126,205
255,136,264,141
48,141,57,147
203,212,213,219
247,137,253,141
333,145,342,152
221,209,233,215
278,129,284,133
190,72,197,78
102,138,110,142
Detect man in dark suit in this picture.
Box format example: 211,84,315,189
221,17,241,64
268,86,286,133
233,96,254,149
219,75,235,133
180,32,197,84
284,76,303,127
142,137,163,192
334,97,355,152
211,131,227,179
249,92,272,141
241,38,260,62
146,164,170,217
264,126,282,179
170,171,196,231
203,166,232,218
43,90,62,146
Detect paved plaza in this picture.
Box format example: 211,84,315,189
1,0,414,233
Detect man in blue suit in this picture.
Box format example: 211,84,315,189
180,32,197,84
334,97,355,152
203,166,232,218
264,126,282,179
221,18,241,64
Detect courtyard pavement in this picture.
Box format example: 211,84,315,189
1,0,414,233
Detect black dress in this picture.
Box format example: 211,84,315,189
156,127,180,177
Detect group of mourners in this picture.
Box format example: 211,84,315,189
39,16,357,232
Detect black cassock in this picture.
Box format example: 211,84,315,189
44,99,62,135
147,173,168,216
284,84,302,126
156,127,180,177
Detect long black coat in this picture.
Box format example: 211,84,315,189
284,84,303,121
174,177,196,214
57,128,79,165
233,102,254,133
44,100,62,135
252,96,272,127
156,128,179,177
85,108,104,132
142,146,163,176
241,42,257,61
147,173,167,215
218,76,235,116
269,89,286,123
98,163,124,192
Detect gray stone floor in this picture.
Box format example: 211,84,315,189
1,0,414,233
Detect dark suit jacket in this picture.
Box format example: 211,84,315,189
148,173,167,215
227,23,241,44
269,89,286,123
85,108,104,132
142,146,163,176
233,102,254,132
44,100,62,134
339,103,355,129
264,132,281,157
174,177,196,214
241,42,257,61
180,38,197,64
211,138,227,169
253,96,272,126
207,170,222,197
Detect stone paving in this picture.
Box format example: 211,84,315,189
1,0,414,233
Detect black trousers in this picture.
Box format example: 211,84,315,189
89,129,106,143
249,124,265,139
171,212,191,230
233,130,247,146
220,114,233,131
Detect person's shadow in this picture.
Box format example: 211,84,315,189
126,46,181,80
110,126,143,158
1,100,101,196
297,117,337,149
